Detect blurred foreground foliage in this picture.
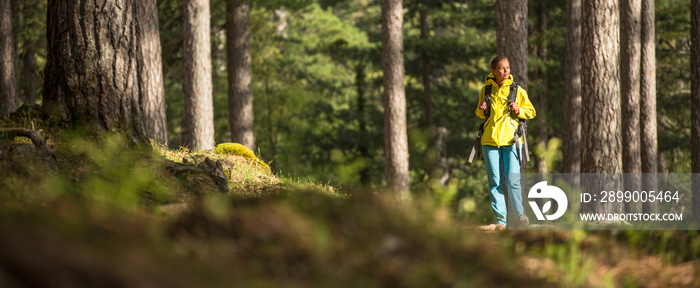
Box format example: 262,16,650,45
0,117,549,287
0,111,698,287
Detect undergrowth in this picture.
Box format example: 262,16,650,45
0,111,697,287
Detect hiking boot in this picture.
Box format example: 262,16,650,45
518,214,529,228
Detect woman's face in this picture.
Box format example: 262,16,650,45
491,59,510,84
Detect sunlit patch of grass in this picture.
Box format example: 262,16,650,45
150,140,193,163
151,141,339,198
277,176,340,197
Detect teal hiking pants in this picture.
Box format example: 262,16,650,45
482,144,524,226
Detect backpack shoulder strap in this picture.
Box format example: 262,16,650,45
484,84,492,118
508,83,519,104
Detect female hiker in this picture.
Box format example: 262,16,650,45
475,56,536,230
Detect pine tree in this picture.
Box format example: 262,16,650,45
582,0,623,214
183,0,215,150
138,0,168,143
640,0,657,213
563,0,582,174
691,0,700,222
43,0,146,142
382,0,410,197
621,0,642,175
0,0,19,116
227,0,255,150
496,0,528,89
581,0,623,212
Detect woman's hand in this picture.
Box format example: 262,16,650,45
509,102,520,115
479,101,488,110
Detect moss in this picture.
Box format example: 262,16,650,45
214,143,257,161
214,143,271,173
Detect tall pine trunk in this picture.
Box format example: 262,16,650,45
183,0,215,150
43,0,146,142
20,43,39,106
420,5,436,182
138,0,168,143
563,0,582,174
496,0,528,90
356,59,370,187
420,6,433,129
534,2,548,175
381,0,410,197
496,0,528,217
640,0,657,213
0,0,19,116
227,0,255,150
621,0,642,213
691,0,700,223
582,0,623,214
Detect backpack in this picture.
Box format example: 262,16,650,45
468,83,530,165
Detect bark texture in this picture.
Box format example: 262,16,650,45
496,0,528,90
534,3,548,175
0,0,19,116
640,0,657,213
43,0,146,142
620,0,641,174
582,0,622,213
620,0,642,213
183,0,215,150
227,0,255,151
138,0,168,143
381,0,410,197
692,0,700,222
563,0,582,174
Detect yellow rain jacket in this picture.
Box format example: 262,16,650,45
475,73,536,147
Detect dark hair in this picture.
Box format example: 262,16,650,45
490,56,508,70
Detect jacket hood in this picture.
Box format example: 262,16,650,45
485,73,514,86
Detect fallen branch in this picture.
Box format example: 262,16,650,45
0,128,56,160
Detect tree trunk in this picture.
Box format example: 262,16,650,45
43,0,146,142
138,0,168,144
420,4,438,183
620,0,642,174
420,6,433,129
381,0,410,197
0,0,19,116
227,0,255,151
582,0,622,214
621,0,642,213
563,0,582,174
356,60,370,187
20,43,39,106
535,2,548,175
496,0,528,218
183,0,215,150
496,0,528,90
691,0,700,223
640,0,657,213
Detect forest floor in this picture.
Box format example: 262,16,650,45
0,109,698,287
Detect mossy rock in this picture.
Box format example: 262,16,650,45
213,143,271,172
